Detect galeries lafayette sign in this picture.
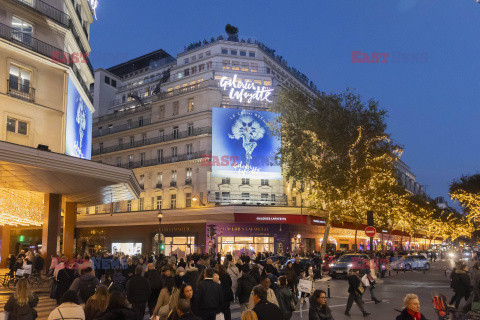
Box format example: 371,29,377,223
219,74,274,103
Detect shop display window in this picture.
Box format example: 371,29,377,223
164,236,195,257
218,236,273,254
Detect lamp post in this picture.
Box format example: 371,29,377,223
157,210,163,255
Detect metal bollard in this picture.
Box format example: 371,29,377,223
327,280,331,298
444,265,447,277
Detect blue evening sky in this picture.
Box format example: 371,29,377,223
89,0,480,209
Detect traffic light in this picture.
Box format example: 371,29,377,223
367,211,374,226
208,225,217,238
160,242,165,250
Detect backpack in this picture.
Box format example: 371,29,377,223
79,277,97,302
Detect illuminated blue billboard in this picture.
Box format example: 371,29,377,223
65,78,92,159
211,107,281,179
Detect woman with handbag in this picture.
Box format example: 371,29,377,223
4,278,39,320
309,290,333,320
277,276,296,320
361,273,381,304
152,277,179,320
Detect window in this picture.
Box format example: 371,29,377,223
249,51,256,57
261,193,269,202
184,58,189,64
156,172,163,188
271,194,276,202
118,138,123,148
221,48,228,54
183,69,190,76
11,17,33,45
188,98,194,112
140,153,145,166
173,126,179,139
170,194,176,209
111,79,117,87
99,143,103,153
139,116,144,127
128,155,133,168
222,177,230,184
9,65,31,95
198,53,203,59
232,61,240,71
171,146,178,159
215,192,220,201
156,196,162,209
86,207,89,214
231,50,237,55
186,193,192,208
292,196,296,206
191,66,197,74
127,119,132,128
199,64,205,72
242,193,250,201
6,117,28,135
186,168,192,184
127,200,132,212
130,136,134,146
171,170,177,186
222,192,230,201
105,76,110,84
261,179,269,186
142,134,147,145
206,51,211,56
206,61,212,69
188,123,194,136
242,178,250,185
115,202,120,212
240,51,246,57
158,129,165,141
157,149,163,163
173,101,179,115
186,144,193,157
139,197,144,210
241,63,249,71
251,63,258,72
116,157,121,167
159,105,165,119
222,60,230,70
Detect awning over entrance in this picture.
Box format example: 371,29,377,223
0,141,140,206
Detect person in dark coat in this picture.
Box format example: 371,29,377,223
309,290,333,320
126,265,151,320
344,270,370,317
452,263,472,309
285,262,297,295
277,276,295,320
196,268,223,320
236,265,257,312
4,278,39,320
33,253,44,275
145,263,163,315
96,290,137,320
396,294,427,320
218,265,234,320
175,299,202,320
251,285,282,320
56,262,75,305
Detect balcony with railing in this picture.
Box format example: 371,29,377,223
185,178,192,185
7,80,35,102
207,194,286,206
93,117,152,138
0,23,92,102
119,150,209,169
92,126,211,155
170,181,177,187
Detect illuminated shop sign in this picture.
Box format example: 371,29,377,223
256,216,287,222
65,78,92,160
212,107,281,179
219,74,274,103
312,219,326,225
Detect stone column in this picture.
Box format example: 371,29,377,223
0,225,11,268
63,202,77,259
42,193,62,269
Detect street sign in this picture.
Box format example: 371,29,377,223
207,240,213,249
299,243,305,249
365,226,376,238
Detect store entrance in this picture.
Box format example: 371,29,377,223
218,236,274,254
153,233,196,257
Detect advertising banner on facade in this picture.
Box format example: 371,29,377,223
65,78,92,159
211,107,281,179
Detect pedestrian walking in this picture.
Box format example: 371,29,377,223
463,262,480,312
96,290,137,320
84,284,108,320
300,266,314,304
226,259,240,300
284,262,297,295
251,285,282,320
174,299,202,320
451,263,472,309
248,277,278,309
196,268,224,320
178,284,198,317
237,265,257,312
344,270,370,317
55,258,75,305
218,265,234,320
48,290,85,320
277,276,296,320
309,290,333,320
152,277,179,320
4,278,39,320
361,273,381,304
146,262,163,315
126,265,152,320
396,294,426,320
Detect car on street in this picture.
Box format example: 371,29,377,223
329,254,370,278
393,255,430,270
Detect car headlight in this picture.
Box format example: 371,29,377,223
347,263,353,267
448,253,455,258
329,263,335,267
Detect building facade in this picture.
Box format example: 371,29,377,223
80,35,439,256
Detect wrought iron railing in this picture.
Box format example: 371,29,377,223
7,80,35,102
118,151,209,169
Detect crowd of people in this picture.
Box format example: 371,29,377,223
2,249,437,320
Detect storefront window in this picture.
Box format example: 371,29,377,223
164,236,195,257
218,236,273,254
